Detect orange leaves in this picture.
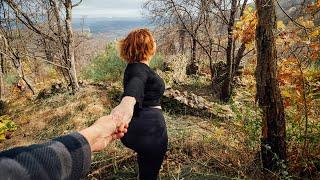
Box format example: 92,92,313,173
278,57,303,107
277,54,319,123
234,7,257,45
307,0,320,12
309,43,320,61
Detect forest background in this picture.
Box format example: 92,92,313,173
0,0,319,179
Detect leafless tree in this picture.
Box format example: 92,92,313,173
0,4,36,95
144,0,208,75
144,0,252,101
1,0,83,93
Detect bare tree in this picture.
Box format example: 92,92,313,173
145,0,251,101
0,4,36,95
2,0,82,93
144,0,207,75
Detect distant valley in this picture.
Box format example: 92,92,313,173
72,17,153,40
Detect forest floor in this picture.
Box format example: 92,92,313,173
0,82,264,179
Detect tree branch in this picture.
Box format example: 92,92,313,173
72,0,83,8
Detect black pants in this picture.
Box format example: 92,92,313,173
121,107,168,180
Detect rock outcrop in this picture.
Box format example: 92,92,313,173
162,88,234,119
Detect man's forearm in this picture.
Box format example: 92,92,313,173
0,133,91,180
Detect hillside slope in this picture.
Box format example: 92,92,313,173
0,84,261,179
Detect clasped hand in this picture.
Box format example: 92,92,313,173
80,96,136,152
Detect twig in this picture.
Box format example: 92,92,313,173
89,153,135,175
275,0,311,39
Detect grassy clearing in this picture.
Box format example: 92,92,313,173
0,83,263,179
3,43,318,178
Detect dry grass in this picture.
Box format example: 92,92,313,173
1,84,263,179
0,85,112,149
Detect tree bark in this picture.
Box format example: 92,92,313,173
255,0,287,171
13,57,35,95
233,43,246,76
0,54,5,100
65,0,79,93
179,28,186,54
220,0,237,102
187,36,199,75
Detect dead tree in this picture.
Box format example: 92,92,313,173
3,0,82,93
0,4,36,95
145,0,251,101
144,0,207,75
255,0,287,171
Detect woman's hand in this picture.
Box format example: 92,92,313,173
79,115,128,152
110,96,136,124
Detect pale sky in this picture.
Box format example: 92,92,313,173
73,0,255,18
73,0,146,18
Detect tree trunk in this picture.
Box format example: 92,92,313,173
187,36,199,75
0,54,5,100
220,0,237,102
233,43,246,76
255,0,287,171
65,0,79,93
179,29,186,54
13,57,35,95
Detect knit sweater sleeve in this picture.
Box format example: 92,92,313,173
0,132,92,180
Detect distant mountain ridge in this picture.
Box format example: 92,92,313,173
72,0,315,39
72,17,152,39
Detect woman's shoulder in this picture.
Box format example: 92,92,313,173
126,63,150,75
126,63,150,71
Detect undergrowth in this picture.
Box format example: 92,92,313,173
82,43,164,83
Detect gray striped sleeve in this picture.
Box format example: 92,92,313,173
0,132,92,180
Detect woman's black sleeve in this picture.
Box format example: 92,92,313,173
123,65,148,103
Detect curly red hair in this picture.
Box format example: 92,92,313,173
118,28,156,63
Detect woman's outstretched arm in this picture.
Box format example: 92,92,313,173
110,96,136,125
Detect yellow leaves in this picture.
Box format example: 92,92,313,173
282,90,292,98
310,27,320,37
245,41,254,50
0,115,17,141
234,7,257,44
297,17,314,28
277,21,286,30
244,6,254,16
214,127,225,140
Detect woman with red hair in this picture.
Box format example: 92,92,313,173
111,29,168,180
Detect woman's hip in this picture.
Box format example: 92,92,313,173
128,108,167,136
121,107,168,152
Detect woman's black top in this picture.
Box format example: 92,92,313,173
122,63,165,108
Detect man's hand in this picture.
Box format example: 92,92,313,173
79,115,128,152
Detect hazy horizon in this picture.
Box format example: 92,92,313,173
73,0,146,18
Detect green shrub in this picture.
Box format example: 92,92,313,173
150,53,164,70
82,43,164,83
5,73,17,85
82,43,126,83
0,115,17,141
